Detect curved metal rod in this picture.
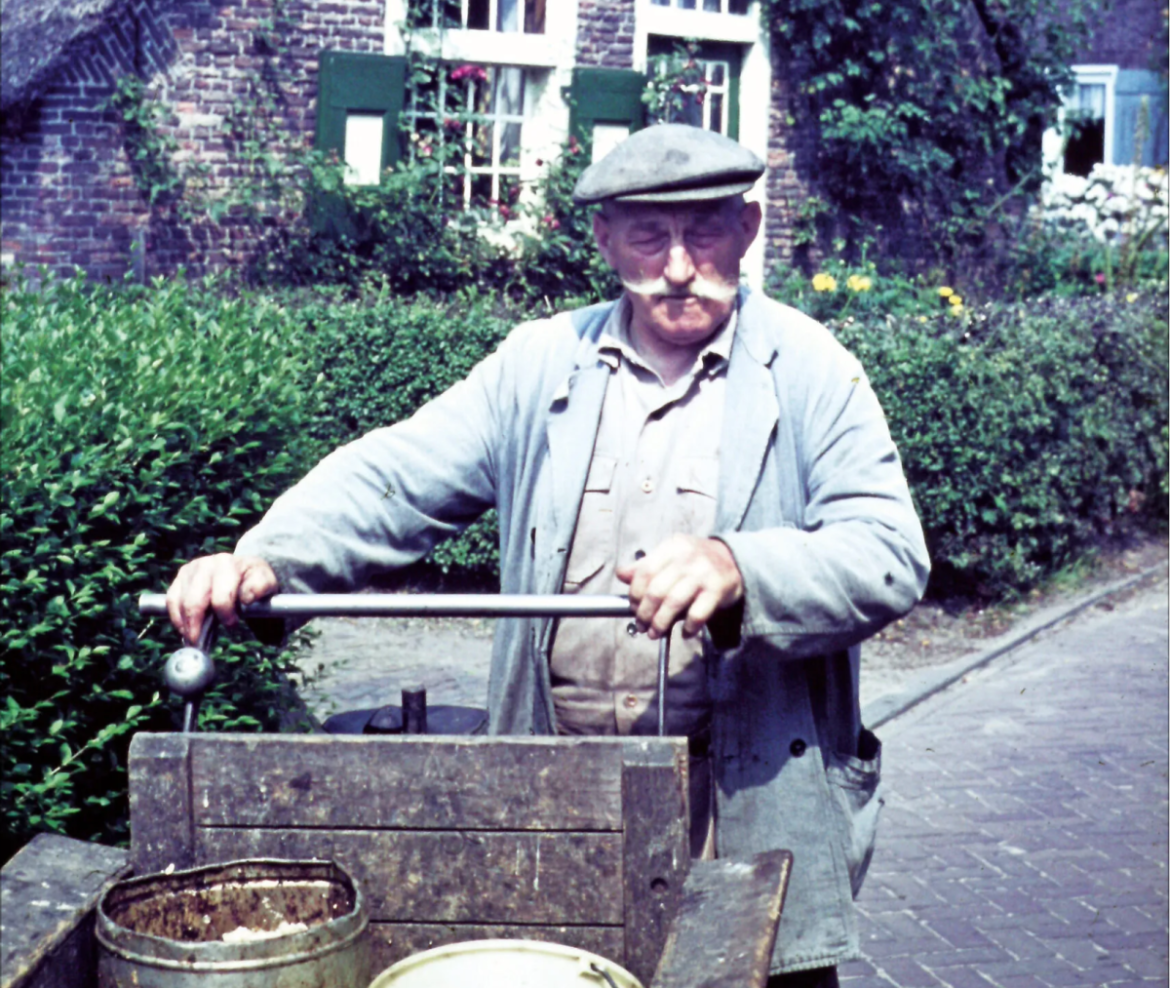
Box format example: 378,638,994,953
139,593,636,619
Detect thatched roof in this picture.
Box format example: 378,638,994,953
1,0,124,112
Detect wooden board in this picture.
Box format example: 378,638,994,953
651,850,793,988
196,828,623,924
621,742,690,987
127,733,193,873
187,734,627,832
0,833,130,988
129,733,691,982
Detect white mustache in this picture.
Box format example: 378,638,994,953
622,274,739,303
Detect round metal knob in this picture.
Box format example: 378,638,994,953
164,647,216,699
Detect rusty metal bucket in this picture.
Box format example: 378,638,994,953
95,858,370,987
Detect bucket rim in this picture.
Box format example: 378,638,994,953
96,857,368,970
369,938,645,988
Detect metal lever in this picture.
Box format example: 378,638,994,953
139,594,682,737
162,616,217,733
657,630,671,737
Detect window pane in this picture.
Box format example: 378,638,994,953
471,171,494,207
343,113,384,186
1075,83,1106,119
709,92,724,134
677,0,697,7
441,0,462,28
497,0,520,31
703,0,722,10
524,0,546,33
472,120,493,167
708,62,725,87
728,0,749,12
651,0,670,5
466,0,489,29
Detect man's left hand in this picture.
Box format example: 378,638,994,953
616,535,744,640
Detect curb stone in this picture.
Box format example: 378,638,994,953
861,560,1168,730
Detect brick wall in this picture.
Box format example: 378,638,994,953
1077,0,1166,70
575,0,635,69
1,0,384,282
761,50,818,272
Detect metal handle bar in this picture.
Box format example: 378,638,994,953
139,593,674,735
139,593,636,619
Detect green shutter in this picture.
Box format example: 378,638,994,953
316,50,408,170
1114,70,1168,167
569,68,648,146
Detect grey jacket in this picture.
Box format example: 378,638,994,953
236,288,930,973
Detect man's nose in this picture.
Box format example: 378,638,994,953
663,244,696,287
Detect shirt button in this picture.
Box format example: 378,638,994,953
640,478,654,494
626,621,639,637
789,738,807,758
623,694,638,709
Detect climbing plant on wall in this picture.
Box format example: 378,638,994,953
760,0,1096,268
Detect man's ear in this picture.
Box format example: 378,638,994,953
592,210,614,267
737,200,762,256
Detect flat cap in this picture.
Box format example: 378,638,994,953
573,123,765,204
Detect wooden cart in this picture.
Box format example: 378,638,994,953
3,732,791,988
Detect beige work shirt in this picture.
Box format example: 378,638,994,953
550,295,734,740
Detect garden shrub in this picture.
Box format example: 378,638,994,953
0,273,313,856
834,289,1169,596
290,287,524,578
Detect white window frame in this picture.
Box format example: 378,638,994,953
401,65,530,208
649,0,751,14
1044,64,1120,176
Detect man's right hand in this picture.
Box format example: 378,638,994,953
165,554,278,645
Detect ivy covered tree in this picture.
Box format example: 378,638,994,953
761,0,1096,271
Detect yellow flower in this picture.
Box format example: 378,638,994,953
1126,292,1139,303
812,273,838,292
938,286,954,298
846,274,873,293
949,303,964,315
918,315,928,323
948,294,963,307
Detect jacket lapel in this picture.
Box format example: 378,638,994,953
546,363,610,559
716,292,780,532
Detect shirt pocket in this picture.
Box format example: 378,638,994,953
675,456,720,535
564,455,617,590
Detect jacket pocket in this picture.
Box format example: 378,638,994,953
826,727,884,897
564,456,617,590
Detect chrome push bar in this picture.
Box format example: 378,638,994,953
138,594,674,735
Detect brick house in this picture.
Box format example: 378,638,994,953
1045,0,1168,177
1,0,1165,286
0,0,806,285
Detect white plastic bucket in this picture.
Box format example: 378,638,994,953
367,939,646,988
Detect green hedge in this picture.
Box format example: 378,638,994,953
3,274,1166,854
0,274,313,856
836,289,1169,595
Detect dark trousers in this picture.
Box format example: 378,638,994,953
766,967,839,988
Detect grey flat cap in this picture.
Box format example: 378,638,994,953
573,123,765,204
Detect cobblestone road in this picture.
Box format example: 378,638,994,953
840,578,1168,988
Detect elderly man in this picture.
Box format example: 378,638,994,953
166,124,929,985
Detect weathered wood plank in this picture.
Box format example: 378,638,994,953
366,922,626,975
621,740,690,987
0,833,130,988
651,850,793,988
186,734,628,831
196,827,624,925
127,733,193,874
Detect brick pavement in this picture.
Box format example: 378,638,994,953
840,578,1169,988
